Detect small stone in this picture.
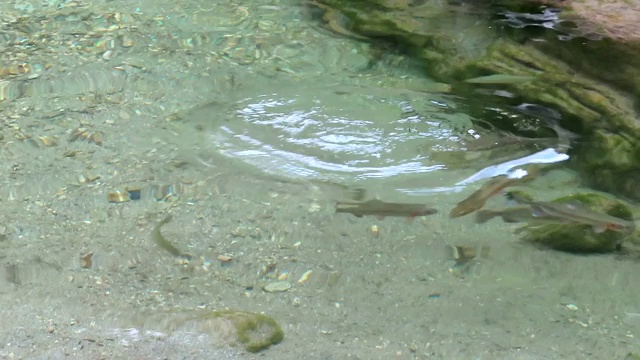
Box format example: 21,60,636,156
565,304,578,311
297,270,312,284
80,252,93,269
230,227,247,237
263,281,292,293
120,36,135,48
307,202,321,212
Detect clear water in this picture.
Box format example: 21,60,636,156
0,0,638,359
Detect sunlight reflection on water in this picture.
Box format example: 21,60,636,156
210,89,455,182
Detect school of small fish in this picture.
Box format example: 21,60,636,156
334,167,636,236
334,118,637,239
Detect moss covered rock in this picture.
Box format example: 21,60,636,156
150,309,284,353
201,310,284,353
311,0,640,200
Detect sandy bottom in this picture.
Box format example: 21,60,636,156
0,0,639,359
1,133,639,360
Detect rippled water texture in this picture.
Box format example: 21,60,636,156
204,84,462,182
190,79,570,194
1,0,638,359
0,0,569,195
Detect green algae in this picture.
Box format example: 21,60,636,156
146,308,285,353
201,310,284,353
311,0,640,201
152,215,187,258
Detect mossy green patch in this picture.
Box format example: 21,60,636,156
311,0,640,201
198,310,284,353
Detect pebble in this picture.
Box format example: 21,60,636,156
297,270,312,284
263,281,292,293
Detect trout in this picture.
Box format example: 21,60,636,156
506,192,636,234
336,199,438,219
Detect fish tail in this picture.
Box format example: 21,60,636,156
475,210,496,224
335,201,350,213
545,118,579,153
545,117,580,140
504,191,532,204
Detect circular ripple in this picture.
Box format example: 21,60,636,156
205,84,460,184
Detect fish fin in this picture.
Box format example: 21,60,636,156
606,223,632,233
505,198,519,207
475,210,495,224
450,204,476,218
530,206,549,218
513,226,528,234
449,208,462,218
504,191,532,204
592,225,607,233
501,216,521,224
407,211,424,222
562,200,586,211
606,223,623,232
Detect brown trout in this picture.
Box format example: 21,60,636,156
475,206,573,225
450,165,542,219
336,199,438,219
507,192,636,234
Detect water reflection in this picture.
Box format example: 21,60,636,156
196,76,580,196
456,147,569,185
208,87,456,182
499,7,603,41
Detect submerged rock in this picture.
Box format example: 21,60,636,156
141,309,284,353
310,0,640,200
206,310,284,353
519,0,640,42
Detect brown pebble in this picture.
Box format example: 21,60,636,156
107,191,130,203
81,252,93,269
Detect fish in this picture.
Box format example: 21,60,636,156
464,132,560,152
513,103,580,153
450,167,540,218
152,215,190,258
476,206,539,224
543,118,579,154
450,176,514,218
475,206,574,225
464,74,536,84
335,199,438,219
506,192,636,234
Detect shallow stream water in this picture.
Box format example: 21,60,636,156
1,0,639,359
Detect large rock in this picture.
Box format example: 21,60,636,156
516,0,640,42
138,309,284,353
311,0,640,200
